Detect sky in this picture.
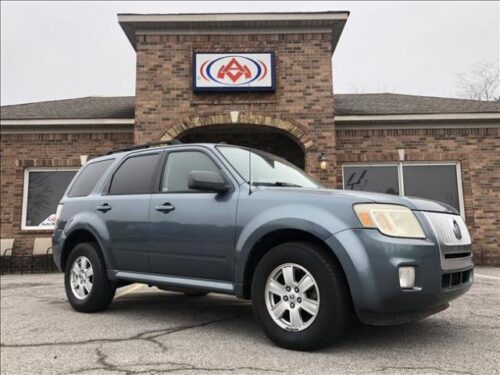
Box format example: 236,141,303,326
1,1,499,105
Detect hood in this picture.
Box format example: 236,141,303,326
334,190,458,214
262,187,458,215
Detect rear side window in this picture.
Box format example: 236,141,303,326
109,153,160,195
68,159,114,197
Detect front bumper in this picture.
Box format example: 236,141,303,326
327,226,473,325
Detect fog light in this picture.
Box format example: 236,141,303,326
399,266,415,289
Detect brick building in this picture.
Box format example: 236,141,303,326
1,12,499,268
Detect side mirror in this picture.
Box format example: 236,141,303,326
188,171,230,193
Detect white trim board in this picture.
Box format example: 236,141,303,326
335,123,500,131
118,13,350,24
335,113,500,122
2,114,499,134
0,119,134,135
0,119,134,126
1,126,133,135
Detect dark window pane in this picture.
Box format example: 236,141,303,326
26,170,77,227
68,159,113,197
162,151,220,192
343,166,399,195
403,165,460,211
109,154,160,194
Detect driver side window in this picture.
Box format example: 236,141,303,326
161,151,220,193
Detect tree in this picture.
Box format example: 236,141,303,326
456,60,500,101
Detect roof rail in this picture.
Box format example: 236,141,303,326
106,140,181,155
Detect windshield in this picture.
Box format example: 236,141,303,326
217,146,320,188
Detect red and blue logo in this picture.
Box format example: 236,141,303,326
194,53,274,91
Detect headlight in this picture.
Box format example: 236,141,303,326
353,204,425,239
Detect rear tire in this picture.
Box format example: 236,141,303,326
64,242,115,313
251,242,351,350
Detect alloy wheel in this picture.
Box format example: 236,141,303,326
70,256,93,300
264,263,320,331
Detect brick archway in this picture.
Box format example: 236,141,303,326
159,112,314,151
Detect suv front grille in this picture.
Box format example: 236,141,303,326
423,212,471,246
422,212,473,271
444,252,472,259
441,269,473,289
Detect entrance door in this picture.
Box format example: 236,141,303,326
148,148,238,281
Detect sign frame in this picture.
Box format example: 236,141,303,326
192,51,276,92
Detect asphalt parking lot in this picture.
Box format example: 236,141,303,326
1,268,499,375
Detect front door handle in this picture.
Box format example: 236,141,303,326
96,203,112,212
155,203,175,213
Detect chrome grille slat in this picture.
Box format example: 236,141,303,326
423,212,471,247
422,212,473,272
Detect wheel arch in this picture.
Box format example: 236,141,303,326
61,228,109,271
238,228,352,301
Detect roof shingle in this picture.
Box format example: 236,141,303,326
0,96,135,120
1,93,499,120
334,93,500,115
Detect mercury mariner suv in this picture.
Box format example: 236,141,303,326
53,142,473,350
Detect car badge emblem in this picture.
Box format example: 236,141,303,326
452,220,462,240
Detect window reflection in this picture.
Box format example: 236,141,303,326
343,166,399,195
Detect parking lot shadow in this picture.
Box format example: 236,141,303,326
105,288,461,352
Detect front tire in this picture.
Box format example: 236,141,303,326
64,242,115,313
251,242,351,350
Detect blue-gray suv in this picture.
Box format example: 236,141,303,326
53,143,473,350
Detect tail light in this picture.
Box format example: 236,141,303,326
55,204,64,228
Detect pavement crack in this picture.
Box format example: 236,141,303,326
158,365,284,373
1,314,246,351
66,346,282,375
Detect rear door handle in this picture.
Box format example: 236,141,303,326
155,203,175,213
96,203,112,212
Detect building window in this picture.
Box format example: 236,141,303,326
342,162,464,215
402,165,461,214
343,165,399,195
22,168,78,230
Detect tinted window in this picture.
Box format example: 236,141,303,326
404,165,460,211
162,151,220,192
343,166,399,195
109,154,160,194
25,170,77,227
68,160,113,197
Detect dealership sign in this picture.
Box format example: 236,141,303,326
193,53,275,92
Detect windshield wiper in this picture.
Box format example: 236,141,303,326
252,182,303,188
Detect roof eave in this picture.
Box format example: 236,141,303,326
335,113,500,122
0,118,135,135
117,12,349,50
